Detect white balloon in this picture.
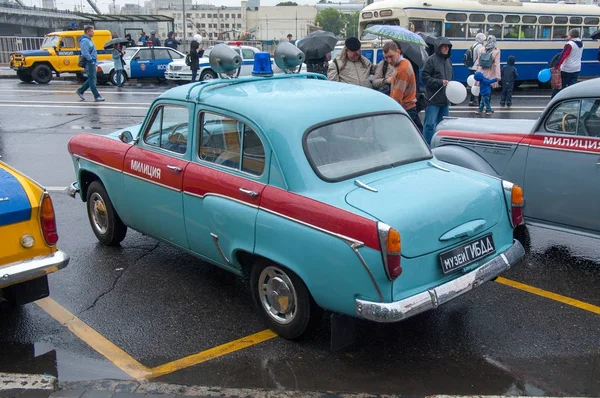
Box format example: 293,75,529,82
193,34,203,43
446,81,467,104
471,85,480,96
467,74,476,87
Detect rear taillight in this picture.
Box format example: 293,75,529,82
502,181,524,228
377,222,402,280
40,193,59,246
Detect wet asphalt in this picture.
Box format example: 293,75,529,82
0,79,598,396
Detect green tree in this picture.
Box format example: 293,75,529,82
315,8,345,36
345,11,359,38
276,1,298,5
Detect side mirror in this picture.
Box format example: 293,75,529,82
118,131,134,143
59,40,64,47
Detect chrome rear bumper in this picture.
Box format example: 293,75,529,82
0,250,70,289
68,181,79,198
356,240,525,323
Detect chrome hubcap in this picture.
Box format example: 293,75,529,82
90,192,108,234
258,266,297,325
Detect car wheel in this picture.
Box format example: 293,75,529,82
17,70,33,83
109,70,126,86
513,225,531,252
250,260,322,340
31,64,52,84
86,181,127,246
200,69,217,81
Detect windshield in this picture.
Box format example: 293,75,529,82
305,113,431,181
360,20,400,41
41,36,60,48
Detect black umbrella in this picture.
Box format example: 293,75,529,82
104,38,130,50
399,41,428,68
418,32,437,56
298,31,338,61
591,29,600,40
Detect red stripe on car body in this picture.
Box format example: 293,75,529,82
436,130,528,145
124,147,187,191
529,135,600,154
68,134,129,171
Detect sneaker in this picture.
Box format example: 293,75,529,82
485,111,493,116
507,104,512,108
95,97,105,102
468,101,478,107
475,111,482,115
76,91,85,101
500,103,505,107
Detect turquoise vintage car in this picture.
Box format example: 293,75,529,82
67,44,525,342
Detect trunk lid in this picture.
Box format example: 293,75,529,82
345,162,504,258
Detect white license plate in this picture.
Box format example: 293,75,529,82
439,233,496,274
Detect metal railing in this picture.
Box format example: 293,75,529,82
0,37,45,65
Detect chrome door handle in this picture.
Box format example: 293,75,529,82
167,165,182,172
239,188,259,197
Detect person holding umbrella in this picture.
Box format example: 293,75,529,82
299,31,337,76
112,42,125,87
327,37,372,88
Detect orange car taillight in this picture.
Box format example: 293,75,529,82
378,222,402,280
40,193,58,246
502,181,524,228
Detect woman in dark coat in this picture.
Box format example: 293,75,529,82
189,41,204,82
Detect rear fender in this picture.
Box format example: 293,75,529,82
432,146,498,177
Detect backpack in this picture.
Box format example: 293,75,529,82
185,53,191,67
479,49,493,68
462,43,478,68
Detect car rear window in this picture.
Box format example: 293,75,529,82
304,113,431,181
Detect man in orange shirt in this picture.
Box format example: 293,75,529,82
383,41,423,133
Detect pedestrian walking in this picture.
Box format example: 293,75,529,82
327,37,373,88
189,40,204,82
475,35,501,90
500,55,517,107
474,71,498,115
421,37,453,145
75,26,104,102
464,32,485,106
164,31,181,50
112,43,125,87
554,28,583,89
382,41,423,132
149,31,161,47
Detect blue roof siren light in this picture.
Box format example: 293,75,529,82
274,42,304,74
208,44,242,79
252,52,274,76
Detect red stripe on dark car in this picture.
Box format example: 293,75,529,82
261,186,381,251
437,130,528,144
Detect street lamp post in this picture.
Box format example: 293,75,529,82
182,0,186,48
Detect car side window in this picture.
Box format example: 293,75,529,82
168,49,184,59
153,49,170,60
242,48,255,60
143,105,190,154
61,37,75,48
136,49,153,61
199,112,265,176
544,100,580,135
578,99,600,137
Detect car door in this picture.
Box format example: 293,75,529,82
240,48,256,76
183,110,268,270
129,48,153,79
523,98,600,233
122,103,192,248
56,36,78,72
152,48,172,78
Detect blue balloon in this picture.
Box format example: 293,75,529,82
538,68,552,83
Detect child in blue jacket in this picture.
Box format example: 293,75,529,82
474,71,498,116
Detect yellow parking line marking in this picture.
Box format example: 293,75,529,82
496,277,600,315
148,329,278,379
35,297,152,379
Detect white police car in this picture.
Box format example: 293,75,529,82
96,46,186,86
165,42,279,83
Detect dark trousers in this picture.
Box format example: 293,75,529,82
500,83,513,106
191,69,198,82
406,107,423,133
561,71,579,89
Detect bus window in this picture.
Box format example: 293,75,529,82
522,16,537,24
503,25,520,39
505,15,520,24
468,24,485,38
538,26,552,40
408,19,442,36
584,17,599,25
445,23,466,38
485,24,502,37
570,17,582,25
553,26,568,39
446,13,467,22
521,25,536,39
582,26,598,39
487,14,503,23
469,14,485,23
539,16,553,24
554,16,568,25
